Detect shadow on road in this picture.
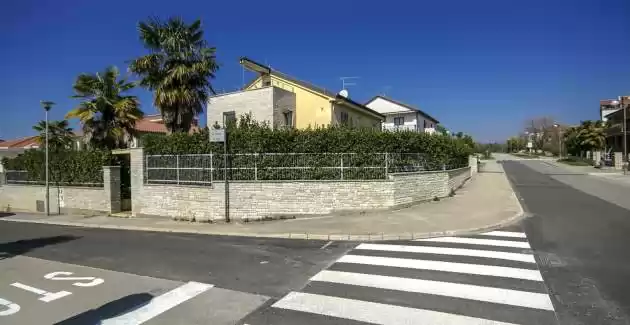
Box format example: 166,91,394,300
0,212,15,218
0,235,80,260
54,293,153,325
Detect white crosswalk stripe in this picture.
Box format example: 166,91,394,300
356,243,537,263
415,236,532,248
257,230,557,325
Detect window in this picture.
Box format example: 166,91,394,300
423,120,427,128
394,117,405,126
283,111,293,128
340,111,349,125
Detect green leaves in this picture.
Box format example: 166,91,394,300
32,120,74,152
130,17,218,133
563,120,606,155
66,66,144,150
142,115,473,170
3,149,114,186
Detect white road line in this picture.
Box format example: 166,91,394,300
478,231,527,238
101,281,213,325
337,255,543,281
416,237,531,249
311,270,554,310
356,243,536,263
273,292,520,325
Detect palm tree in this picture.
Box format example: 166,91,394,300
32,120,74,151
66,66,143,149
129,17,219,133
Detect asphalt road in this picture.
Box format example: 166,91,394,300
0,221,354,324
503,160,630,325
3,158,630,324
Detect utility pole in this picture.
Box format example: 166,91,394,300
40,100,55,216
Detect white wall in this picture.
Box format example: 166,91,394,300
367,97,437,130
367,97,409,114
208,87,274,127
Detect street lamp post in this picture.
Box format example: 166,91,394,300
553,124,562,158
40,100,55,216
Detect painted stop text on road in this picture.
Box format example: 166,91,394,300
0,271,104,316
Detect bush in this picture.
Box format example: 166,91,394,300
2,149,115,186
142,121,473,171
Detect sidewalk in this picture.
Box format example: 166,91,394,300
0,161,524,241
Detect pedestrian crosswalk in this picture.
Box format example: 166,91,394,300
243,230,557,325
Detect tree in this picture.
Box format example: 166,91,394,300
130,17,219,133
524,117,556,150
32,120,74,151
435,125,448,136
563,120,606,155
66,66,143,149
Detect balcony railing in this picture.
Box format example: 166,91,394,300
383,124,418,132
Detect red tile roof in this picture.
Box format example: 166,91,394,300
0,136,40,149
134,115,200,134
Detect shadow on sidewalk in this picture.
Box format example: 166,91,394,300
0,235,80,260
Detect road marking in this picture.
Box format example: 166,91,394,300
356,243,536,263
478,231,527,238
44,271,104,287
273,292,520,325
101,281,213,324
337,255,544,281
416,237,531,249
311,270,554,310
10,282,72,302
0,298,20,316
320,241,334,249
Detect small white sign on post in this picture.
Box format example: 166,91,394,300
210,129,225,142
527,142,533,149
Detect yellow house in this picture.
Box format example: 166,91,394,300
207,57,383,129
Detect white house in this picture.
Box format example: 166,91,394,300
365,95,439,133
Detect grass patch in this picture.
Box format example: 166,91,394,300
511,153,539,159
557,157,593,166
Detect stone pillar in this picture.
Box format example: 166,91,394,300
593,151,602,165
103,166,121,214
129,148,144,217
586,151,591,160
614,152,623,170
468,155,478,176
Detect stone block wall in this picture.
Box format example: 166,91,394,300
614,152,623,170
131,149,477,221
391,171,449,206
0,166,121,214
447,167,472,192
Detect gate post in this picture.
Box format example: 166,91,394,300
103,166,121,214
129,148,144,217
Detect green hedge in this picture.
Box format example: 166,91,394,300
142,121,473,172
2,149,114,186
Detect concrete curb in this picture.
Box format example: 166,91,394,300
0,208,527,242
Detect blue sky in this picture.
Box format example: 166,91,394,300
1,0,629,143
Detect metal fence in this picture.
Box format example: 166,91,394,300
4,170,103,187
144,153,467,185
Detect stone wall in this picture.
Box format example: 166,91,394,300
447,167,472,192
131,148,476,221
0,166,121,214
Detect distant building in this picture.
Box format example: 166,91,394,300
207,57,384,129
603,96,630,152
364,95,439,133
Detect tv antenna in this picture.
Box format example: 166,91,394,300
340,76,360,91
